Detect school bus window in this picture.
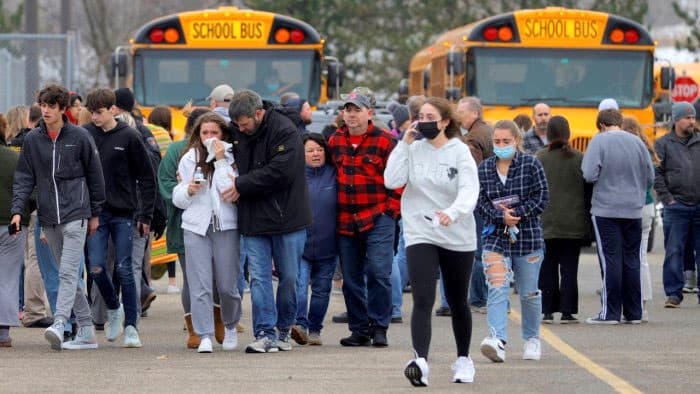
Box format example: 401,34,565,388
159,60,189,83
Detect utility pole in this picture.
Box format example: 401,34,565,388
61,0,71,89
24,0,38,105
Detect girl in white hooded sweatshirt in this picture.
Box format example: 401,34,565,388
385,97,479,386
173,112,241,353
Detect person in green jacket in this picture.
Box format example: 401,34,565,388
0,123,34,347
536,116,590,324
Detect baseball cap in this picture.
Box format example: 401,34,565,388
207,84,235,102
342,92,371,109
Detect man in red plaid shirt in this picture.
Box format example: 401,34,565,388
329,92,401,347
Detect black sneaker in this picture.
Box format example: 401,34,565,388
25,316,54,328
94,323,105,331
391,316,403,324
372,329,388,347
542,313,554,324
402,284,412,293
340,333,371,347
332,311,349,323
435,306,451,317
560,313,579,324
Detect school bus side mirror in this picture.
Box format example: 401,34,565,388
398,78,408,96
111,53,128,78
446,88,461,101
660,67,675,90
653,101,672,123
327,62,344,88
447,49,464,75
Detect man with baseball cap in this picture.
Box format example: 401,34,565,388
208,84,235,122
328,90,401,347
655,101,700,308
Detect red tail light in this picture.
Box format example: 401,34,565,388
624,29,639,44
149,28,164,43
483,27,498,41
290,29,305,43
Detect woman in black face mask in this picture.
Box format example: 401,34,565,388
385,97,480,386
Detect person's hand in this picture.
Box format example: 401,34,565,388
188,180,203,196
10,215,22,234
212,139,225,161
402,122,419,145
436,211,453,226
501,205,521,226
138,222,150,237
222,174,240,203
176,171,182,183
88,216,99,237
40,230,48,244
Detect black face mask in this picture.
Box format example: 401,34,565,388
418,121,440,140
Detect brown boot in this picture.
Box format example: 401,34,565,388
213,305,224,344
184,314,200,349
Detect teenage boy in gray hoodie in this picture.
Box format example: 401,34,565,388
581,109,654,324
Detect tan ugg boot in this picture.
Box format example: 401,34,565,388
184,314,200,349
213,305,224,344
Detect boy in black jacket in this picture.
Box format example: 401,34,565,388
11,84,106,351
82,88,156,348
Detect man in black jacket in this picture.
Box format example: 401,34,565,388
655,102,700,308
11,84,106,351
83,88,156,348
223,89,312,353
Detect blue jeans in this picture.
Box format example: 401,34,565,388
662,203,700,301
86,212,139,327
339,214,395,336
245,229,306,340
484,249,543,343
35,219,82,333
391,220,408,318
295,256,336,333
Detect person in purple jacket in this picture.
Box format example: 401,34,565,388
290,133,338,346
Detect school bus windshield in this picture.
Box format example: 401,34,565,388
133,49,321,107
469,47,653,108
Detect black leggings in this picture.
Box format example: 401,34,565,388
406,244,474,359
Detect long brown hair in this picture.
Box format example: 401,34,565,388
547,115,574,157
184,112,232,180
422,97,460,138
621,116,659,165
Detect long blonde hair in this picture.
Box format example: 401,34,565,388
5,106,29,141
621,116,659,165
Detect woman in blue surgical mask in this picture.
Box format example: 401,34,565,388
476,119,549,364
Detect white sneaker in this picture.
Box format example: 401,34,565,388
223,327,238,351
404,357,429,387
123,325,142,348
480,336,506,363
44,320,65,351
198,337,213,353
167,285,181,294
106,305,124,342
522,337,541,360
63,326,98,350
452,356,475,383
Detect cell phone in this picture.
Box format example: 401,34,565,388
8,223,20,235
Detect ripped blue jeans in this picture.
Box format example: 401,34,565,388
483,249,543,343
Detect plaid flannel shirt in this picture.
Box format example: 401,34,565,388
522,128,546,155
329,122,402,235
477,152,549,256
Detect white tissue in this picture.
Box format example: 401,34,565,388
203,138,233,163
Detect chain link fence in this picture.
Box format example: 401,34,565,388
0,32,80,113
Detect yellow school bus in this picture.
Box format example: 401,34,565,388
407,7,663,150
114,6,340,141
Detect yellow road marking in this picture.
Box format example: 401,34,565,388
509,310,641,394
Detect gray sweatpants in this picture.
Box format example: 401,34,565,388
42,220,92,328
0,227,27,326
184,228,241,338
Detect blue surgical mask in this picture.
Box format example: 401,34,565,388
267,83,280,92
493,145,516,160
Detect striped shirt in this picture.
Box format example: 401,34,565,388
329,122,401,235
477,152,549,256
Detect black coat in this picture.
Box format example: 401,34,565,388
232,101,312,235
12,116,105,225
